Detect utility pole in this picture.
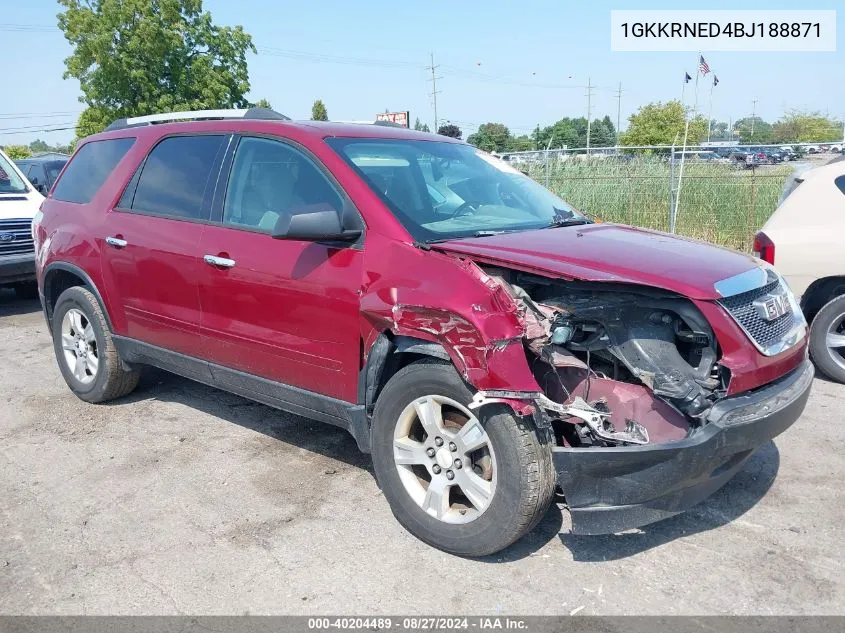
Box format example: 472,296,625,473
585,76,595,154
427,53,442,132
615,81,623,142
751,99,758,136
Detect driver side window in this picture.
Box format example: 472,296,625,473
223,137,343,232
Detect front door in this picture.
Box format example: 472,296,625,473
197,136,363,402
100,134,228,357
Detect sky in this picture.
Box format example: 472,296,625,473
0,0,843,146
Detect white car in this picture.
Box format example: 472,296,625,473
0,148,44,299
755,159,845,382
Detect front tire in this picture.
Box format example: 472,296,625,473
809,294,845,383
51,286,140,403
371,360,556,556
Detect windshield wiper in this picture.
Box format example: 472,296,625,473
543,217,591,229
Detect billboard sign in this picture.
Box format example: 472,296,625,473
375,111,410,128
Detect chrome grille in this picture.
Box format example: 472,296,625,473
718,278,803,355
0,219,34,257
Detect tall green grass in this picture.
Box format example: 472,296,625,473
525,158,792,252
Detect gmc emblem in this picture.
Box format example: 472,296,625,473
753,293,790,321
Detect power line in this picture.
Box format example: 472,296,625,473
0,126,77,136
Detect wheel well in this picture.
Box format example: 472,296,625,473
801,276,845,324
43,269,87,325
359,333,454,411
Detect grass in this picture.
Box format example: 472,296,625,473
525,157,794,252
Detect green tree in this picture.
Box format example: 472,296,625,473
772,110,842,143
507,135,534,151
29,139,50,153
413,117,430,132
619,100,707,146
466,122,511,153
590,116,616,147
311,99,328,121
58,0,255,138
734,117,772,144
253,98,272,109
2,145,32,159
437,123,461,139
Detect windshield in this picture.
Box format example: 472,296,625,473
0,152,27,194
327,138,585,242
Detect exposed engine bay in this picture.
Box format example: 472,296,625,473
473,265,729,448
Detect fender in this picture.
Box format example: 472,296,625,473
42,261,114,331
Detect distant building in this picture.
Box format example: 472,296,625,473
30,151,70,160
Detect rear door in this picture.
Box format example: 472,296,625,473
100,134,229,356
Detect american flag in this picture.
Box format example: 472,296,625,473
699,55,710,75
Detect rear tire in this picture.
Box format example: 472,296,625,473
371,360,556,556
51,286,140,403
809,294,845,383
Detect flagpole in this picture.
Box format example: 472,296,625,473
706,79,715,143
673,54,700,233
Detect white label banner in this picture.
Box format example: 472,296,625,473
610,10,836,51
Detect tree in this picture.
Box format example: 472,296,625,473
507,135,534,152
253,98,272,109
311,99,328,121
466,122,511,153
2,145,32,159
589,116,616,147
734,117,772,144
619,100,707,147
29,139,50,153
437,123,461,139
58,0,255,138
413,118,430,132
772,110,843,143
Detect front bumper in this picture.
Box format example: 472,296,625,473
554,358,814,535
0,253,36,285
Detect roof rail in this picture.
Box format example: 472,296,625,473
104,107,290,131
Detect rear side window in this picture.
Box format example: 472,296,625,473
836,175,845,196
53,138,135,203
127,135,225,221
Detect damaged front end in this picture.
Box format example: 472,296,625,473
469,266,813,534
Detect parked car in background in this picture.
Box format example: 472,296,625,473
0,147,43,298
670,150,730,164
755,160,845,382
14,156,69,195
34,109,812,555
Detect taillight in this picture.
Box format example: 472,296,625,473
753,231,775,264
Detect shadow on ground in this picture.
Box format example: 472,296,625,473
0,290,42,318
108,367,780,562
122,368,372,471
559,440,780,561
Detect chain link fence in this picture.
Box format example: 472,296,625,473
503,147,802,252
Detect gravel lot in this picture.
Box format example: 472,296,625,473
1,290,844,615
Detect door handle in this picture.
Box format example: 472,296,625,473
105,236,127,248
204,254,236,268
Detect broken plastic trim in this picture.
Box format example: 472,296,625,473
470,390,651,445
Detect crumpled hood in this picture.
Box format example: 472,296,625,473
433,223,760,300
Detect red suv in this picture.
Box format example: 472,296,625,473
34,109,813,556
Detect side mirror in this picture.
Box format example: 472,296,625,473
271,204,362,242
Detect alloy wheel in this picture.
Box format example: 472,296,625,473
60,308,99,385
392,395,497,524
827,312,845,373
